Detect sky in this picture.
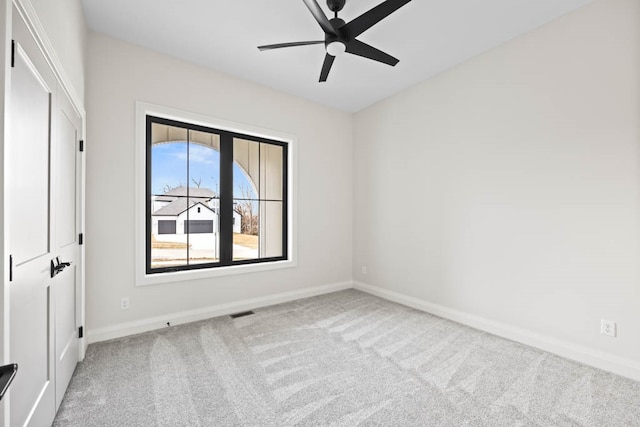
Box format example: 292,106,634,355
152,142,257,198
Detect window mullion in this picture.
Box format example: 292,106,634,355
186,131,190,265
219,133,234,265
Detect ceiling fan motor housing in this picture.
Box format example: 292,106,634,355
327,17,346,40
326,18,347,55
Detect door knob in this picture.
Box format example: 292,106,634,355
0,364,18,400
50,257,72,278
56,257,71,268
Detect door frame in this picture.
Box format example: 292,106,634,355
0,0,86,424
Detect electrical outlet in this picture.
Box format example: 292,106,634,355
121,297,130,310
601,319,616,337
361,266,367,275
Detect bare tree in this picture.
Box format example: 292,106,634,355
162,183,184,194
233,184,258,235
191,177,202,188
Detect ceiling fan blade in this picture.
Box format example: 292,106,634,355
319,53,336,82
258,41,325,51
344,0,412,39
346,39,399,66
302,0,337,35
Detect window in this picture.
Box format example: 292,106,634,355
146,115,288,274
157,220,176,235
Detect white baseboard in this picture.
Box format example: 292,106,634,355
88,281,353,344
354,281,640,382
88,279,640,382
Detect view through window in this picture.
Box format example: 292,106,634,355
146,116,287,273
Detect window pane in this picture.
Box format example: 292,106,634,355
187,130,220,265
233,199,259,261
232,137,284,262
233,138,259,200
261,201,283,258
233,137,259,262
150,123,188,269
260,143,283,201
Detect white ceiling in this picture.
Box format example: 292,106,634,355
81,0,593,112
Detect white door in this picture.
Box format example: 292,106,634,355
52,88,82,411
8,28,57,427
8,9,82,426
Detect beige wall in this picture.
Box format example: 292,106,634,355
29,0,87,103
354,0,640,371
85,33,353,334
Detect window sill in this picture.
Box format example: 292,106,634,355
136,258,297,287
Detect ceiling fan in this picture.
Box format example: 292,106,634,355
258,0,413,82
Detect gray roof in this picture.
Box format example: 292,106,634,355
153,198,213,216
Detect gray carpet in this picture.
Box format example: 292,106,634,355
53,290,640,426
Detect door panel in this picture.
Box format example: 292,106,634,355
55,112,77,247
8,43,50,264
9,263,53,427
53,97,81,410
54,264,77,410
8,32,56,427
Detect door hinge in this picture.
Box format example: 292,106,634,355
9,255,13,282
79,233,84,245
79,140,84,152
11,40,15,68
78,326,84,339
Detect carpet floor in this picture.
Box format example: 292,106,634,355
53,289,640,426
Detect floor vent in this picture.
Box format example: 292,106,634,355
229,310,255,319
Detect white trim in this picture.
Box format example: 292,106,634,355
0,1,11,425
87,281,352,344
134,101,298,286
354,281,640,382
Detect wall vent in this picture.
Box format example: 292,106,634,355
229,310,254,319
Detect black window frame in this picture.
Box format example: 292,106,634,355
146,115,288,274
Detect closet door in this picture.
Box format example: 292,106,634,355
52,85,82,411
7,8,83,426
8,16,57,427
